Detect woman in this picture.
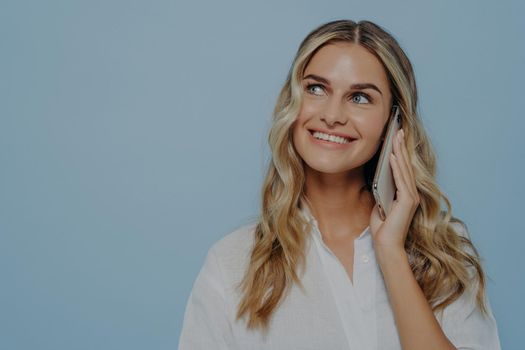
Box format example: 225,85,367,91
179,19,501,349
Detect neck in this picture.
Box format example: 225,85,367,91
303,166,374,241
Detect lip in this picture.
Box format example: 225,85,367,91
308,128,356,141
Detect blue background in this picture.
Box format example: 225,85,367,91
1,0,523,348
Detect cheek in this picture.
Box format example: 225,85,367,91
292,118,306,146
291,116,311,157
293,105,313,137
298,99,321,118
354,116,387,139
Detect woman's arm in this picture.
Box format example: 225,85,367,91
375,246,456,350
370,128,454,349
375,244,501,350
370,128,501,349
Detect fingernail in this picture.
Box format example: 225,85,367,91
400,129,405,138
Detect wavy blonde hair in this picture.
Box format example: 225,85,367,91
235,19,489,332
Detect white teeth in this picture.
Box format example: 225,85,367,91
312,131,350,144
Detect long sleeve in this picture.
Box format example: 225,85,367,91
440,279,501,349
439,222,502,349
178,245,236,350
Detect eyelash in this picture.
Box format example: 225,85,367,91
305,83,373,104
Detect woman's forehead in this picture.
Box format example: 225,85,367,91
304,43,388,85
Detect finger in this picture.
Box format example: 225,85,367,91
397,130,420,208
389,152,409,199
396,130,418,199
392,130,412,196
398,130,418,192
399,130,416,184
389,153,416,226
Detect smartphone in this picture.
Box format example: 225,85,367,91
372,105,402,221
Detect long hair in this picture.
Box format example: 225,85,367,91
235,19,489,332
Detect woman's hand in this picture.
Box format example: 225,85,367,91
369,128,420,253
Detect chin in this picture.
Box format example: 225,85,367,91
303,160,355,175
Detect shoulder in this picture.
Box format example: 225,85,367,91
180,223,259,349
210,221,258,262
448,217,480,261
446,218,485,292
205,222,258,289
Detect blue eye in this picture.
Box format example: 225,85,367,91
305,84,325,96
351,93,372,104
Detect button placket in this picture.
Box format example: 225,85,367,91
353,235,376,312
310,223,366,350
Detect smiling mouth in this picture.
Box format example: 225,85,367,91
308,130,354,144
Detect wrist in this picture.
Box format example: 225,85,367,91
374,245,409,266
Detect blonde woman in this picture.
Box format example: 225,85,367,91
179,19,501,350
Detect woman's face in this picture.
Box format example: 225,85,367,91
292,42,393,176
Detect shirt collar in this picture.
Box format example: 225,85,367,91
299,198,371,241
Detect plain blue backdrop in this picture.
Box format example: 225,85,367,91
1,0,523,349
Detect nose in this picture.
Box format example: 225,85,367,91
320,97,347,126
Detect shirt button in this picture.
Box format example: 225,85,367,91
362,254,369,263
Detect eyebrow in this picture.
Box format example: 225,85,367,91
302,74,383,96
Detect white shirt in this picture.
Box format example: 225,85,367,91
179,204,501,349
